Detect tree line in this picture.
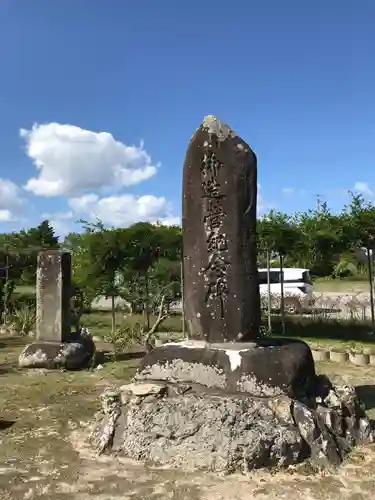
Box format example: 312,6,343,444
258,193,375,278
1,192,375,326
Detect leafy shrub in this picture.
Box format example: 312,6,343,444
8,292,36,313
104,320,153,358
10,305,36,336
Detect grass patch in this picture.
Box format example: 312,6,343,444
81,310,183,339
313,277,369,293
13,279,372,296
0,334,140,498
269,315,375,344
1,335,375,498
84,310,375,352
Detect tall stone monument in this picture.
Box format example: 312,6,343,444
136,117,315,397
182,115,260,342
19,249,95,370
88,116,374,472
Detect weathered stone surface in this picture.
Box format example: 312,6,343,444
119,382,167,398
293,401,342,466
88,379,374,473
182,115,260,342
90,384,305,472
36,250,72,342
18,330,95,370
317,381,373,445
135,337,316,399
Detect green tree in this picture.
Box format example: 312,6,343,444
120,222,181,328
148,258,181,313
258,211,302,333
344,193,375,330
77,225,126,334
13,220,59,285
296,204,349,276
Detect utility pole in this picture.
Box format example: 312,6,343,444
4,254,9,325
367,248,375,333
266,250,272,334
0,251,9,325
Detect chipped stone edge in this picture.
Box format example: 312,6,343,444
156,342,374,367
157,340,257,372
201,115,233,142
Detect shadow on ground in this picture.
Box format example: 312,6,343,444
0,365,17,375
0,419,15,431
356,385,375,411
114,351,145,362
95,349,144,365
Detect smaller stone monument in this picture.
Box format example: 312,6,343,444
19,250,95,370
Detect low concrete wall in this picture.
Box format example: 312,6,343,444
312,348,375,366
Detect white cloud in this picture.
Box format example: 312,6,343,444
155,216,181,226
282,187,296,195
0,210,13,222
68,193,177,227
41,210,74,221
282,187,306,197
0,179,24,221
21,123,159,197
49,220,72,238
39,210,74,237
354,182,373,197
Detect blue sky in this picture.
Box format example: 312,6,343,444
0,0,374,237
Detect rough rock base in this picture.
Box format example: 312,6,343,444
18,331,95,370
89,377,374,473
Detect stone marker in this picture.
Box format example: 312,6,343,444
18,249,95,370
36,250,71,342
136,116,316,395
182,115,260,342
136,117,316,397
87,116,375,472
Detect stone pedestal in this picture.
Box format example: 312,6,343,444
18,250,95,370
18,330,95,370
135,338,316,400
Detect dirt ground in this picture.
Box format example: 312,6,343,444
1,337,375,499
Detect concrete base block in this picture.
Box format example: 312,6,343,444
136,337,316,399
